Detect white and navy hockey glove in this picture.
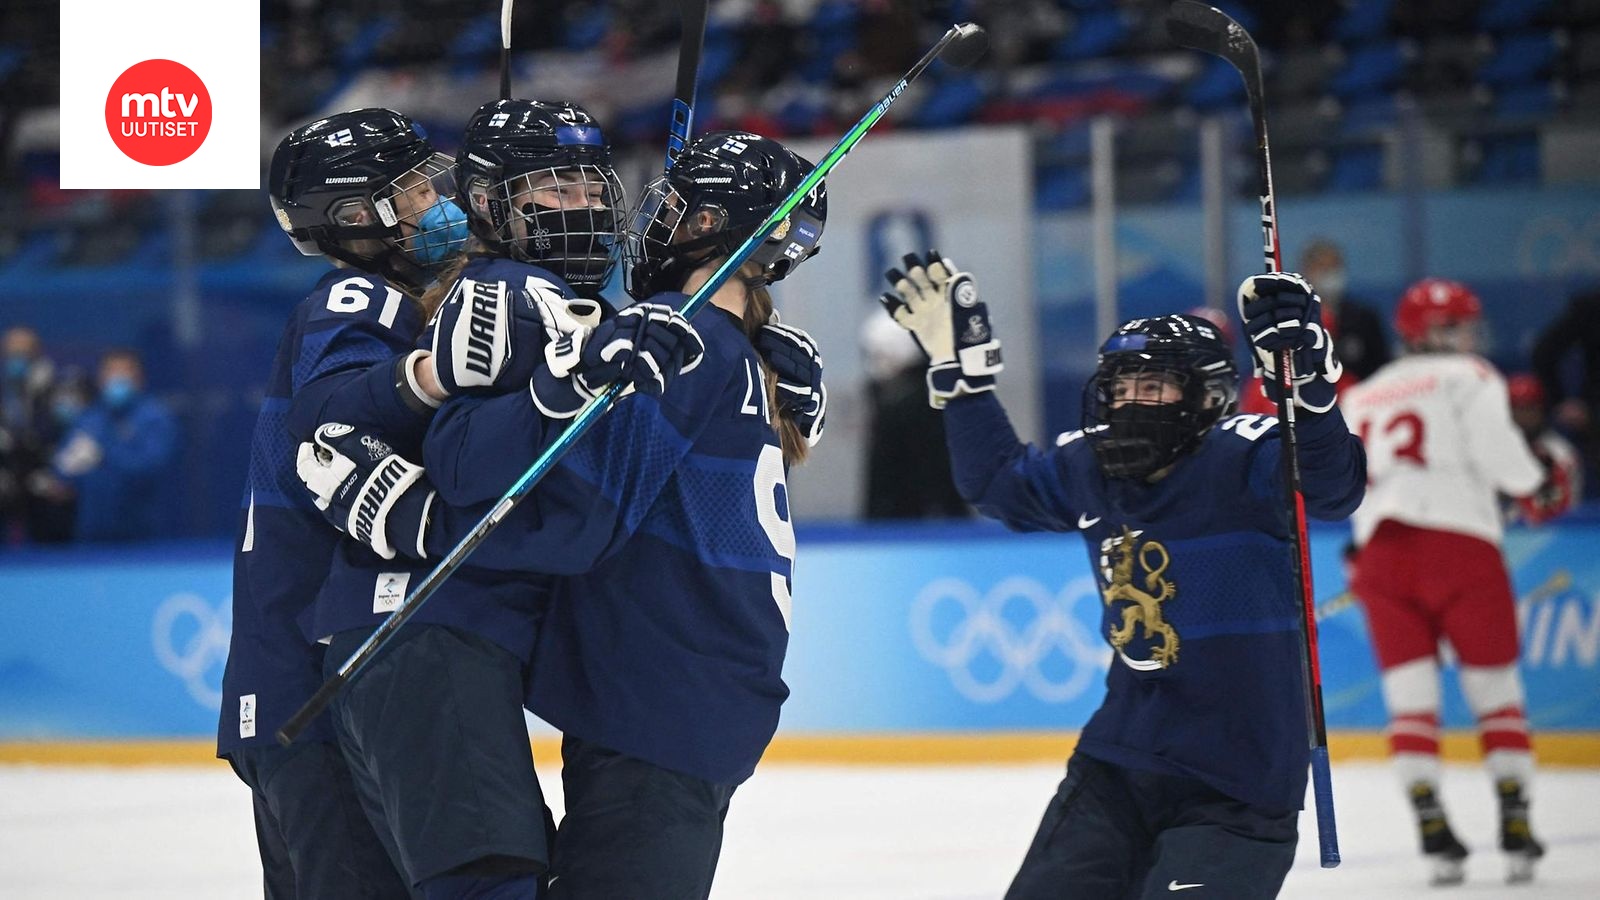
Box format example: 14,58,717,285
1237,272,1343,413
530,301,706,418
295,422,433,561
429,277,584,396
880,250,1003,409
755,319,827,447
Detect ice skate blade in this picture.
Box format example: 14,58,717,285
1429,857,1466,887
1505,853,1539,885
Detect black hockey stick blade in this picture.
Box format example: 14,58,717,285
1167,1,1263,97
666,0,709,168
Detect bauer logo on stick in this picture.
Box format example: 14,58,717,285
104,59,212,166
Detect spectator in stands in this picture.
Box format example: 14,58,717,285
53,349,177,542
0,326,65,545
1300,238,1392,383
1531,288,1600,498
860,312,968,519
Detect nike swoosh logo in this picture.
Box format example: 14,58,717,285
1168,881,1204,892
1078,513,1101,529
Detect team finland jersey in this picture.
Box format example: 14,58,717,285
305,256,591,665
943,394,1365,813
219,268,430,755
417,303,793,786
1342,353,1543,547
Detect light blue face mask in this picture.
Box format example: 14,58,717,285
102,377,138,409
4,356,28,379
409,199,469,265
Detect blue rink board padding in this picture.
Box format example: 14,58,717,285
0,524,1596,740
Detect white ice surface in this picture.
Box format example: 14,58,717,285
0,761,1596,898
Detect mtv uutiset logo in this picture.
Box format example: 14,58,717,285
104,59,212,166
58,0,258,189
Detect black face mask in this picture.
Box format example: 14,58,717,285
1091,403,1192,480
517,204,617,287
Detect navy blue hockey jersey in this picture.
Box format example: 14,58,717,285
415,302,795,785
219,268,429,755
304,256,593,667
943,394,1364,813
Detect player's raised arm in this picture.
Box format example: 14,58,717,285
1237,272,1366,520
879,250,1079,532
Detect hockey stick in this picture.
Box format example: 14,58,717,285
1168,1,1341,869
498,0,514,100
667,0,710,168
278,21,989,746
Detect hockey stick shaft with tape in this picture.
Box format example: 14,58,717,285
1169,0,1340,869
278,21,989,745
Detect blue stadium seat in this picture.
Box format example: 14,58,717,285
1054,10,1131,61
337,16,399,72
1329,42,1407,98
1480,0,1555,31
1471,133,1541,182
1327,145,1386,191
1494,82,1561,120
1479,31,1562,86
1185,57,1246,110
1335,0,1396,43
1340,95,1399,136
564,6,610,51
903,74,987,128
1036,165,1090,210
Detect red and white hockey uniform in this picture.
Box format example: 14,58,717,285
1343,352,1543,547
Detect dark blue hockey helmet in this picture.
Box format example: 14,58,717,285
624,130,827,300
455,99,625,289
268,108,466,293
1083,314,1238,480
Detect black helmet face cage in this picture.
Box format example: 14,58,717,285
622,173,824,300
470,163,623,287
1083,356,1234,480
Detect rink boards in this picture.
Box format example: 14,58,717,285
0,522,1596,761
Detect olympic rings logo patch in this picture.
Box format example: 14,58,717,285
151,592,231,708
909,575,1110,704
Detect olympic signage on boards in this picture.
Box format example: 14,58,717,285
57,1,258,189
0,526,1597,739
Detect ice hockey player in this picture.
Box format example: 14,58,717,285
880,257,1364,899
1506,372,1582,524
293,98,707,899
220,106,467,898
296,129,827,900
1343,278,1550,885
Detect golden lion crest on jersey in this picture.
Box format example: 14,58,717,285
1100,526,1179,670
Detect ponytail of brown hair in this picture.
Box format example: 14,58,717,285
414,252,469,327
737,265,809,467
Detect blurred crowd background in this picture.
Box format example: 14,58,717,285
2,0,1600,544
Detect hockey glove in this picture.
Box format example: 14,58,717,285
1513,445,1577,525
880,250,1003,409
429,277,595,396
1237,272,1343,413
295,422,433,560
530,301,705,419
756,319,827,447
